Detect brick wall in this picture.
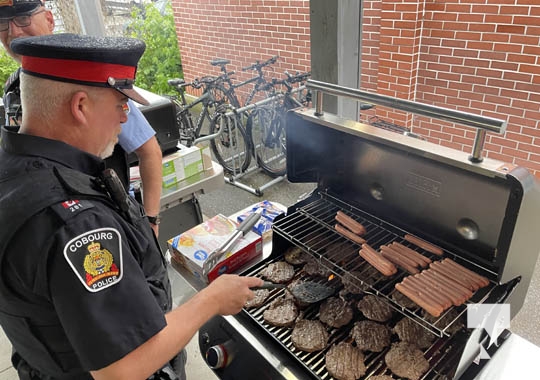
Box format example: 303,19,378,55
170,0,310,103
171,0,540,178
415,0,540,174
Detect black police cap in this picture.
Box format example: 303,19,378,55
11,33,149,105
0,0,43,18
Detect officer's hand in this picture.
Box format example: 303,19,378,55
205,274,264,316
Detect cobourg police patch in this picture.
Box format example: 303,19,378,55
63,228,123,292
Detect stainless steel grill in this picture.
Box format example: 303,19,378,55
198,81,540,380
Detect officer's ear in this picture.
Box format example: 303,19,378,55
44,9,55,33
70,91,91,125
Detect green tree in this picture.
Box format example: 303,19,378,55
126,1,183,95
0,47,19,90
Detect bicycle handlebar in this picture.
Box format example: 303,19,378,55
242,55,279,72
168,78,192,90
284,70,311,84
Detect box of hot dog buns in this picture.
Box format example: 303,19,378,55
167,214,263,283
236,200,284,242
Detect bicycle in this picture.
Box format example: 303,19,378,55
206,57,279,174
166,77,220,145
246,71,311,177
209,56,279,107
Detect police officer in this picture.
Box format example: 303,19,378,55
0,33,263,380
0,0,164,236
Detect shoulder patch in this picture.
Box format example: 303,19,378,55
63,228,123,292
51,199,95,222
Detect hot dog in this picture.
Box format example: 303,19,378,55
361,243,378,256
391,242,432,267
380,246,419,274
430,261,478,291
359,248,397,276
442,258,490,288
395,282,443,317
404,234,444,256
335,223,366,244
335,211,367,235
437,260,482,290
422,270,469,305
381,245,420,269
416,272,461,306
404,275,452,309
426,269,473,301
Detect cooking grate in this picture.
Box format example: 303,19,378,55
242,254,466,380
270,189,498,337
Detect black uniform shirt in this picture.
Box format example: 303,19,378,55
0,127,169,375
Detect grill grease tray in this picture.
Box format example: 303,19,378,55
270,190,498,337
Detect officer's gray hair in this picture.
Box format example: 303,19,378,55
20,72,76,126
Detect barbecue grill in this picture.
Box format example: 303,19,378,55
197,81,540,379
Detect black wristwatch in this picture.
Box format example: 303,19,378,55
147,215,161,225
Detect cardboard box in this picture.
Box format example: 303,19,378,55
196,143,213,172
167,214,263,283
162,146,203,188
237,200,284,242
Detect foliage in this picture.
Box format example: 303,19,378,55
126,1,183,95
0,47,19,90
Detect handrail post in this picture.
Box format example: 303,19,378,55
314,91,324,116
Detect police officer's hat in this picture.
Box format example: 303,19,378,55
10,33,150,105
0,0,43,18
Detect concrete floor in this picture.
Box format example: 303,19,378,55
1,169,540,379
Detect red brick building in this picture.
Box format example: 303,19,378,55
171,0,540,177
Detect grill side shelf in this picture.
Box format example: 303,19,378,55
271,191,499,337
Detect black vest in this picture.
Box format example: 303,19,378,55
0,160,171,379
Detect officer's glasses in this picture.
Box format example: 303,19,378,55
0,9,46,32
121,103,130,115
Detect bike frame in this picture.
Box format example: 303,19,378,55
175,88,215,145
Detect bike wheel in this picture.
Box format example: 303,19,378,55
251,107,287,177
209,112,251,174
200,84,240,133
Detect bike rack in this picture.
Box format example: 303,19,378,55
217,90,297,196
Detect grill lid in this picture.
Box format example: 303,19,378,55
285,108,527,273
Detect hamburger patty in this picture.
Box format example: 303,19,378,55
385,342,429,380
291,319,329,352
284,246,311,265
325,342,366,380
303,259,332,278
319,297,354,328
263,297,298,327
393,317,435,349
351,320,391,352
357,294,394,322
244,289,270,308
391,289,418,309
260,261,295,283
423,309,464,335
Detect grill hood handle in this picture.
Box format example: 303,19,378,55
306,79,507,163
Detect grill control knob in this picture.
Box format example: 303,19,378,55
206,341,236,369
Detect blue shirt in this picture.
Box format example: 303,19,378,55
117,100,155,154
